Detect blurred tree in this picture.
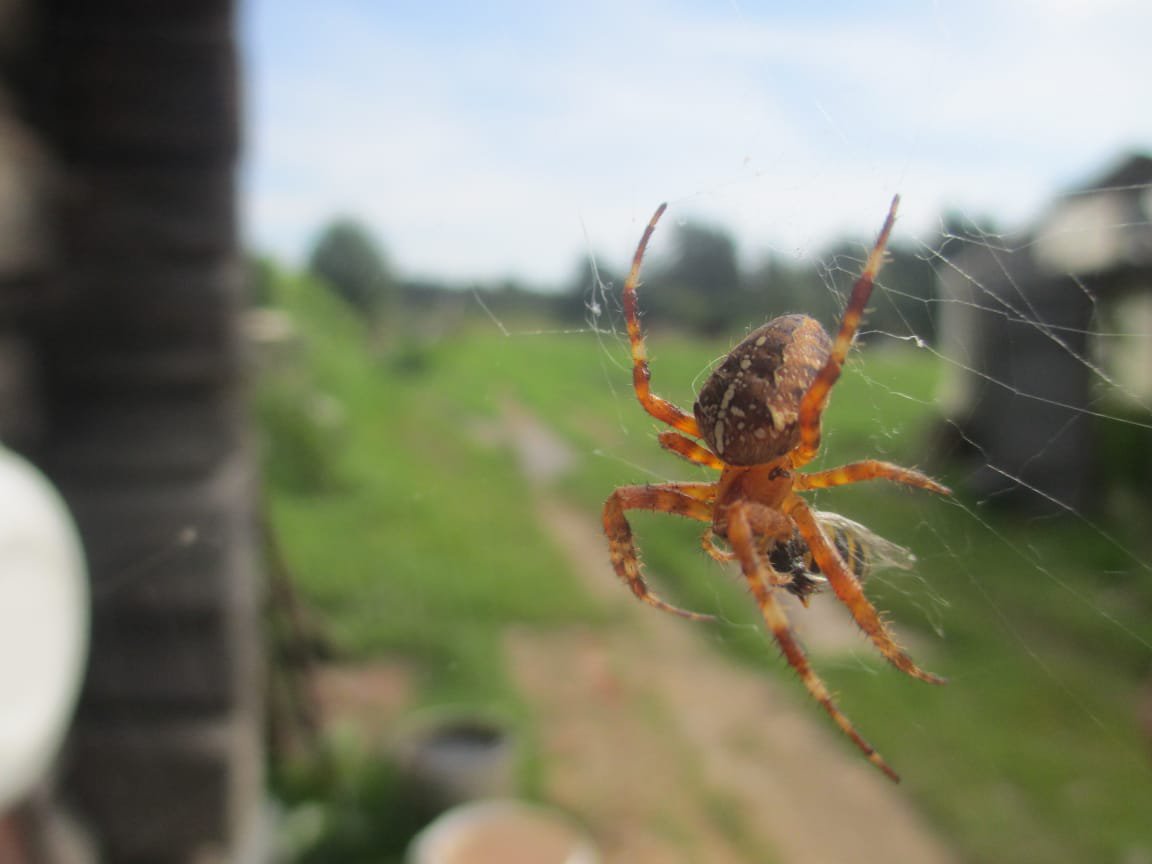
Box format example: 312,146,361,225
741,251,846,338
649,220,742,336
741,254,810,323
876,243,938,344
557,253,622,326
307,218,394,319
805,239,939,346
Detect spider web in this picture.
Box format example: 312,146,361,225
475,139,1152,864
505,188,1152,637
237,1,1152,858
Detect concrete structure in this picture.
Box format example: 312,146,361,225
935,153,1152,512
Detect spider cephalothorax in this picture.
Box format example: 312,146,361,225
602,196,950,782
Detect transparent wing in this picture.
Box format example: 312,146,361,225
811,509,916,576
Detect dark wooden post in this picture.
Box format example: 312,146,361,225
23,2,265,860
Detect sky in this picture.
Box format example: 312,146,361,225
241,0,1152,290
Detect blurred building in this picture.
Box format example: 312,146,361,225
0,1,263,861
935,153,1152,512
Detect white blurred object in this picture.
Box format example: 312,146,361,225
407,800,599,864
0,445,89,810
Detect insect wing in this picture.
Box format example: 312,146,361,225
811,510,916,578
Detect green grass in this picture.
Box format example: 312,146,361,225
274,733,429,864
431,324,1152,863
261,280,1152,864
260,276,597,709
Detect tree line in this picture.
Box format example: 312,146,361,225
287,210,993,345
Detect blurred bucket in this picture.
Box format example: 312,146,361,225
395,713,517,813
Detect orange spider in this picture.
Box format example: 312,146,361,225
602,196,949,782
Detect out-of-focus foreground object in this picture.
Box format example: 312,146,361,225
0,444,88,810
0,1,263,860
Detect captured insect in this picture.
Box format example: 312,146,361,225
762,510,918,606
602,196,949,781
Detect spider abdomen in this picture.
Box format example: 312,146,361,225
693,314,831,465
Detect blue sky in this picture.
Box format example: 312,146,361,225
242,0,1152,288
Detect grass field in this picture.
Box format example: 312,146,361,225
261,273,1152,864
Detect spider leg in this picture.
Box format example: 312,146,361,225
795,459,951,495
792,196,899,468
727,501,900,782
701,527,736,562
603,482,716,621
787,496,945,686
658,431,724,470
622,204,702,438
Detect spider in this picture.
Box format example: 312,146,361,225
602,196,949,782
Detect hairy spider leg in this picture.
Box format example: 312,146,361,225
795,459,951,496
622,204,702,438
701,527,737,562
603,483,717,621
658,431,725,469
726,501,901,782
786,497,945,685
792,196,900,468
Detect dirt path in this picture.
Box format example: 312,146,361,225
502,404,959,864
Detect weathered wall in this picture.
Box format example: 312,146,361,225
0,1,265,860
934,155,1152,513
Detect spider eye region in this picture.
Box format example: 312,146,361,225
693,314,831,465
